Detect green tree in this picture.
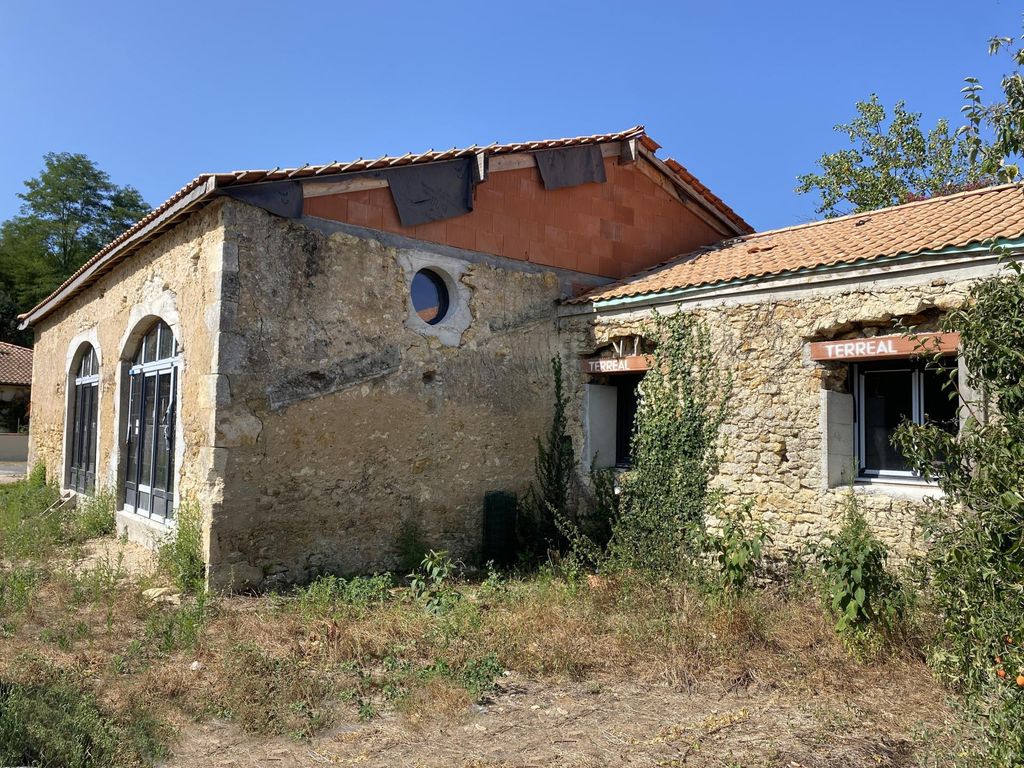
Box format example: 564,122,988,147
961,30,1024,182
0,153,149,344
797,95,986,217
893,257,1024,765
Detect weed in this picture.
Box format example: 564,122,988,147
69,489,116,542
0,667,165,768
144,591,210,653
295,573,393,618
0,564,39,619
409,550,460,614
157,498,204,594
704,501,771,592
815,490,906,644
0,466,62,560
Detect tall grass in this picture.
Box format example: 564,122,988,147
0,464,61,560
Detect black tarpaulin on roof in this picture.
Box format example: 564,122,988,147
534,144,607,190
386,158,475,227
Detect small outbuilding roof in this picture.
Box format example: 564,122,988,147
571,183,1024,304
18,126,750,328
0,341,32,387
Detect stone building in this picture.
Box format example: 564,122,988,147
19,121,1024,587
562,184,1024,557
0,341,32,462
18,126,749,589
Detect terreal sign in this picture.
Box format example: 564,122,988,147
808,332,960,362
580,355,653,375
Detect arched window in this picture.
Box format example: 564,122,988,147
68,345,99,493
123,320,179,522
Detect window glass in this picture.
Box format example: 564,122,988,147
139,375,155,488
922,364,959,434
861,369,914,473
157,324,175,360
411,269,449,325
126,374,141,483
143,330,158,364
615,374,643,467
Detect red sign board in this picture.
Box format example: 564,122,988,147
580,355,653,375
808,332,960,362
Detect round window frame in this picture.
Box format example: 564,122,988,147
410,268,452,326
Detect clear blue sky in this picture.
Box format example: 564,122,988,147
1,1,1020,232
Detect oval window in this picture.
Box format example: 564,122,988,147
411,269,450,325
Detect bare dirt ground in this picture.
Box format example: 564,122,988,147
167,667,957,767
75,536,157,579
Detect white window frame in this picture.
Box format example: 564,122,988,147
856,364,921,481
854,360,956,481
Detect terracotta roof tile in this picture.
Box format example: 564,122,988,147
0,342,32,386
20,125,749,327
573,183,1024,304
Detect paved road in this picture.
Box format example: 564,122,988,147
0,461,27,484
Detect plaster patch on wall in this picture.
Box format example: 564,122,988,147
266,347,402,410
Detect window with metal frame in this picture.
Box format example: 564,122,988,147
123,321,179,522
854,359,958,479
68,345,99,494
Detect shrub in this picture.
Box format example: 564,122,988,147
816,490,905,642
893,258,1024,765
610,312,732,574
520,355,576,558
157,498,204,594
704,502,771,591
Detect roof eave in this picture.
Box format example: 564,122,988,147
565,238,1024,313
18,176,220,329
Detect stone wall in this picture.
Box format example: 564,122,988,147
208,201,564,589
560,271,990,561
27,202,227,546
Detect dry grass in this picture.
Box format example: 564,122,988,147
0,537,966,767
